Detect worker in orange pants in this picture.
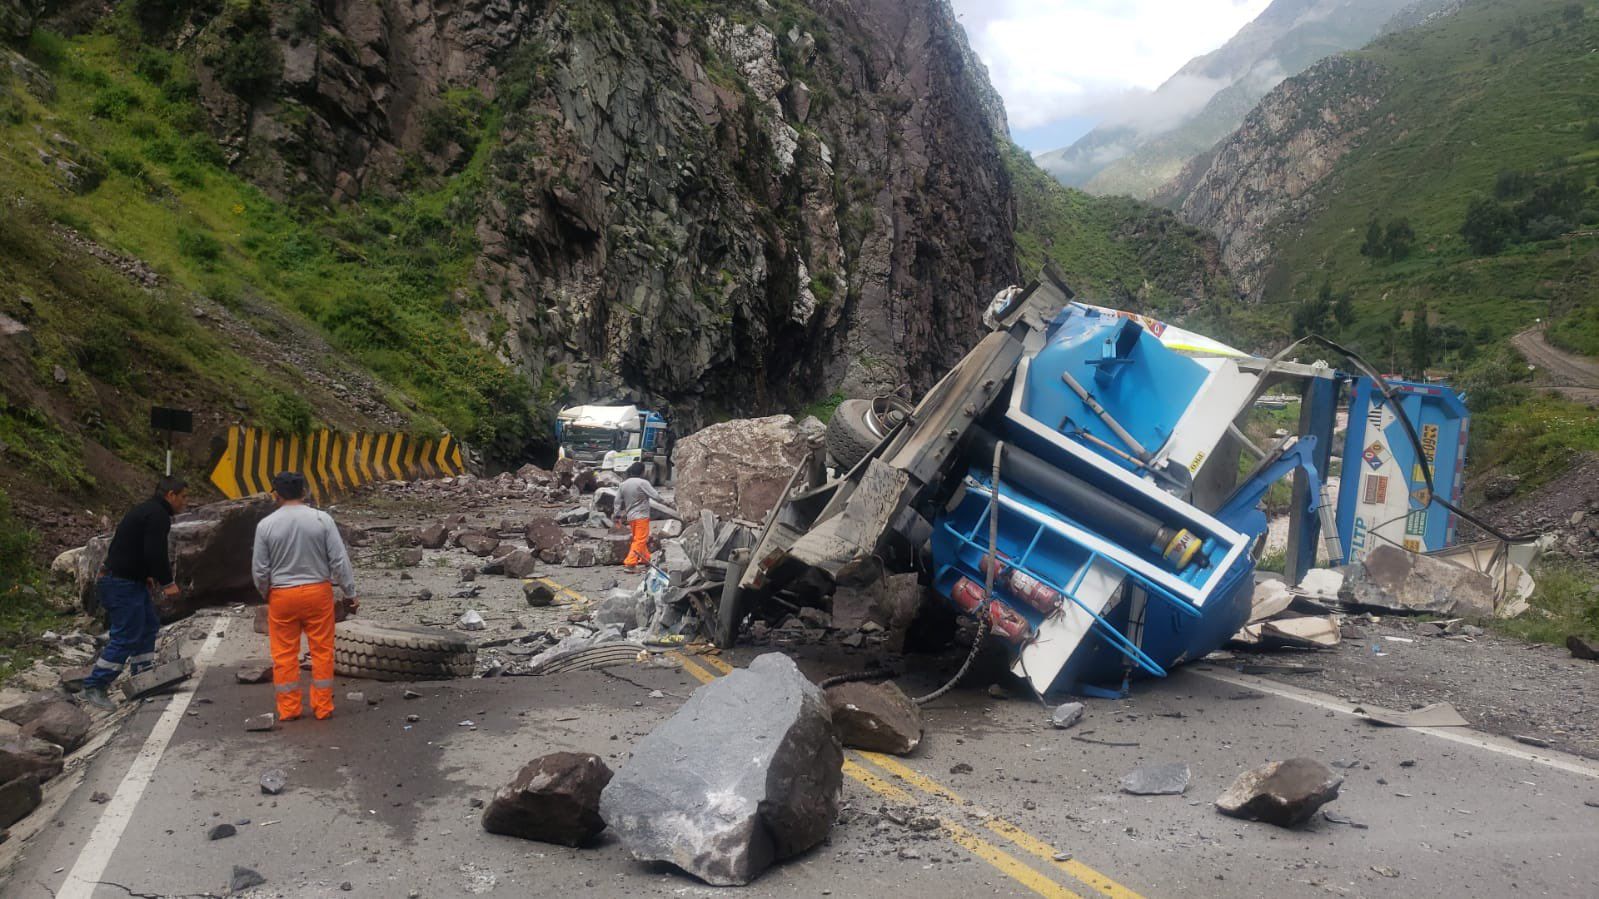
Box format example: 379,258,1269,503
252,472,358,721
267,582,337,719
618,462,673,570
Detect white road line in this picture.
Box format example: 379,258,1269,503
1191,667,1599,779
56,619,231,899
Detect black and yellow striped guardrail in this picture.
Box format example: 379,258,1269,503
208,427,466,503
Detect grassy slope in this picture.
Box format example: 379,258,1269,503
0,25,532,489
1253,0,1598,352
1005,143,1234,317
1224,0,1599,491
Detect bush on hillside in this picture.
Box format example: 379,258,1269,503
1460,196,1518,254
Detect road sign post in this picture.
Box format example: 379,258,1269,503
150,406,194,477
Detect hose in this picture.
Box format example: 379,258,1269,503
913,437,1004,706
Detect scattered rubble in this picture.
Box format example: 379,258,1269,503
1120,763,1190,796
243,714,276,732
236,662,274,684
481,752,613,846
825,681,922,755
1215,758,1343,827
0,774,43,829
0,738,63,784
8,698,91,752
230,865,266,892
600,653,842,886
458,610,486,631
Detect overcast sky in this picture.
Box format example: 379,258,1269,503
950,0,1273,152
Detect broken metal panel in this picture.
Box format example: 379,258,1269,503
1336,377,1471,564
1284,373,1340,584
786,459,911,580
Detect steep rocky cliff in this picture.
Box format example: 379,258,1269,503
170,0,1018,427
1162,55,1386,299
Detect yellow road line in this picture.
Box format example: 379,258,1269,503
666,652,1082,898
534,577,588,606
855,752,1144,899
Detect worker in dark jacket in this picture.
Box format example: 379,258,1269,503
81,477,189,710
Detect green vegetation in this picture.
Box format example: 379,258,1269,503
0,490,61,684
800,391,845,423
1,22,534,470
1005,143,1233,317
1492,560,1599,645
1246,0,1599,370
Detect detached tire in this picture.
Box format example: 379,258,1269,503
334,621,477,681
826,399,884,469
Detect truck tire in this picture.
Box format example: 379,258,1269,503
826,399,882,469
334,621,477,681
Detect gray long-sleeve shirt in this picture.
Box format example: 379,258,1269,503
252,503,357,598
616,477,664,522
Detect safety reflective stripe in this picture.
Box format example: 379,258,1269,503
93,658,125,671
274,682,298,693
310,679,334,689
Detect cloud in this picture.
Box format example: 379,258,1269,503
951,0,1273,133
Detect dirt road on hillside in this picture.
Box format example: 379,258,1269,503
1511,327,1599,403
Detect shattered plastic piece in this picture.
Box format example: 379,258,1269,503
1120,763,1190,795
1356,702,1469,728
1216,758,1343,827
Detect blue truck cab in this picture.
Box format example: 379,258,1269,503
556,405,672,485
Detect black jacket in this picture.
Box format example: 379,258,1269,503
104,497,175,586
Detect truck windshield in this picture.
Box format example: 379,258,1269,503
563,426,622,454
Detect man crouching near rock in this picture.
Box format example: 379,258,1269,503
252,472,358,721
80,476,189,711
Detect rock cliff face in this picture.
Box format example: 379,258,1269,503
1165,55,1386,299
162,0,1019,428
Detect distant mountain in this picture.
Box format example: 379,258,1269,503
1034,0,1419,198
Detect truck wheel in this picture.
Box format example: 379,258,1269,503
826,399,882,469
334,621,477,680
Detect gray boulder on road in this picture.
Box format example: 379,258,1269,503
481,751,613,846
600,653,843,886
1215,757,1343,827
826,681,923,755
1343,545,1496,617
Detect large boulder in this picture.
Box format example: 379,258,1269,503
0,737,64,783
600,653,842,886
524,517,570,563
18,700,92,752
0,773,42,829
825,681,922,755
481,752,613,846
77,496,278,619
1215,758,1343,828
672,415,817,522
1342,546,1496,618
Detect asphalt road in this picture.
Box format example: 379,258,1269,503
6,602,1599,898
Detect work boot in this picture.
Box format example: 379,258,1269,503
81,685,117,711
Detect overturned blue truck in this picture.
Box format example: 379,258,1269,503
728,272,1471,696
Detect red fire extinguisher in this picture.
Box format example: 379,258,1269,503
951,577,1033,646
979,555,1063,615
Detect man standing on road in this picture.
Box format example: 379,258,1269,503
252,472,358,721
618,462,673,571
81,477,188,711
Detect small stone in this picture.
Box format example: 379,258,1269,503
1371,865,1400,878
235,662,273,685
458,610,486,631
1567,635,1599,661
346,692,365,703
398,548,424,567
1050,702,1085,730
90,791,110,804
259,769,287,795
403,690,422,699
460,568,477,582
1121,763,1190,796
481,751,613,846
417,588,433,601
243,714,276,733
406,714,420,723
208,823,236,840
825,681,923,755
523,581,556,607
950,763,973,775
340,882,353,891
230,866,266,892
469,797,484,808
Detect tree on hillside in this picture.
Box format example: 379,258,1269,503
1360,219,1383,259
1409,305,1432,374
1461,196,1518,255
1383,218,1415,261
1291,292,1331,339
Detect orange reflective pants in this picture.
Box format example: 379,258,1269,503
268,581,336,720
624,518,651,566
